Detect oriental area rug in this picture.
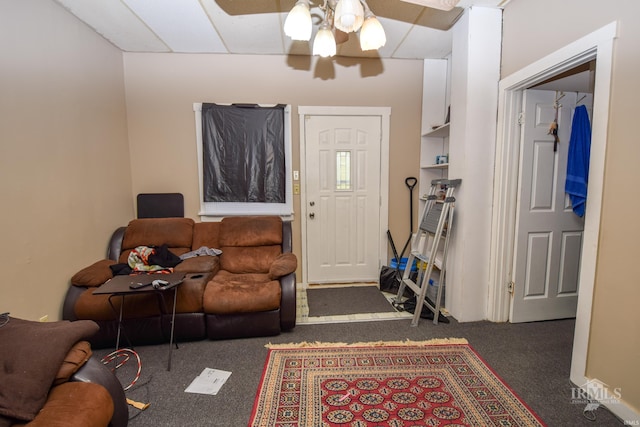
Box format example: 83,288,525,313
249,339,545,427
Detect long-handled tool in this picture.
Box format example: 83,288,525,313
386,177,418,290
398,177,417,258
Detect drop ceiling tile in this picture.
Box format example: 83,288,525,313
54,0,169,52
200,0,286,55
392,24,452,59
123,0,227,53
371,17,413,59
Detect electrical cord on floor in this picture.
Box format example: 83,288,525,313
583,400,600,421
123,372,154,422
101,348,142,391
101,348,151,420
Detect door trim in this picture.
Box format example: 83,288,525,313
298,106,391,287
488,20,618,407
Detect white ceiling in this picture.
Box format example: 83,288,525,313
53,0,508,60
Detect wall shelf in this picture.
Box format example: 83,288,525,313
422,123,450,138
422,163,449,169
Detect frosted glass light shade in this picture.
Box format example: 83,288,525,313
284,0,312,41
334,0,364,33
313,23,337,57
359,15,386,50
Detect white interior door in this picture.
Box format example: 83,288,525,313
304,114,381,284
510,90,589,322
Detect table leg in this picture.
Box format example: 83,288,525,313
112,295,124,371
167,287,178,371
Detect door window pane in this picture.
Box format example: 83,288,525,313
336,150,351,191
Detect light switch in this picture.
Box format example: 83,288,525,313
293,170,299,180
293,183,300,195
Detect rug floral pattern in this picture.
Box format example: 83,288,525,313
250,340,545,427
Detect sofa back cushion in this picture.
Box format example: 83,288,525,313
218,216,283,274
119,218,194,263
192,222,221,250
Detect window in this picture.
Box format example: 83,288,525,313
194,103,293,219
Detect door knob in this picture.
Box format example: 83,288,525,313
310,201,315,206
309,212,315,219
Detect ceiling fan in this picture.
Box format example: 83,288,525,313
282,0,463,57
327,0,460,51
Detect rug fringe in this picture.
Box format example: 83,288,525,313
265,338,468,349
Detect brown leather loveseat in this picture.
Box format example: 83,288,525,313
62,216,297,348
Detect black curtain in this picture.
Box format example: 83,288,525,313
201,103,285,203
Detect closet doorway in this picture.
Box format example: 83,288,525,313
488,22,616,389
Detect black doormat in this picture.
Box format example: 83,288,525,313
306,286,397,317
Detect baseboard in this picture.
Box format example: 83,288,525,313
571,375,640,424
606,400,640,425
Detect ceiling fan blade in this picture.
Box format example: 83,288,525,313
399,0,460,11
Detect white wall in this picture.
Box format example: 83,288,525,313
446,7,502,321
0,0,133,321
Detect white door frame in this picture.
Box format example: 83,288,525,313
298,106,390,287
488,21,623,411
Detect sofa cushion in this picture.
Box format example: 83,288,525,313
219,245,282,274
268,253,298,279
192,222,221,250
11,382,114,427
71,260,115,287
203,271,281,314
219,216,282,246
174,255,219,274
121,218,194,251
171,273,212,313
53,341,92,386
0,318,99,423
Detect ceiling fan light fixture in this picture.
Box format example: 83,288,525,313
334,0,364,33
284,0,312,41
283,0,385,57
359,3,385,51
313,21,337,57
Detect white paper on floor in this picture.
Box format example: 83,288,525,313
184,368,232,395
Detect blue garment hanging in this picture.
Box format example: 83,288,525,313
565,105,592,217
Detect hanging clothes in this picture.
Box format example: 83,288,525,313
565,105,592,217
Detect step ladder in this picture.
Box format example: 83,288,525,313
395,179,461,326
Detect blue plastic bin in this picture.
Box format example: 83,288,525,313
389,257,417,272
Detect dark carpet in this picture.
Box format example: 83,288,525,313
96,317,625,426
306,285,396,316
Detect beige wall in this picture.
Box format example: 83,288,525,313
122,53,423,279
0,0,133,321
502,0,640,413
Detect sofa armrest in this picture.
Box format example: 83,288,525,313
268,253,297,279
279,272,296,331
107,227,127,262
72,357,128,427
62,285,86,321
